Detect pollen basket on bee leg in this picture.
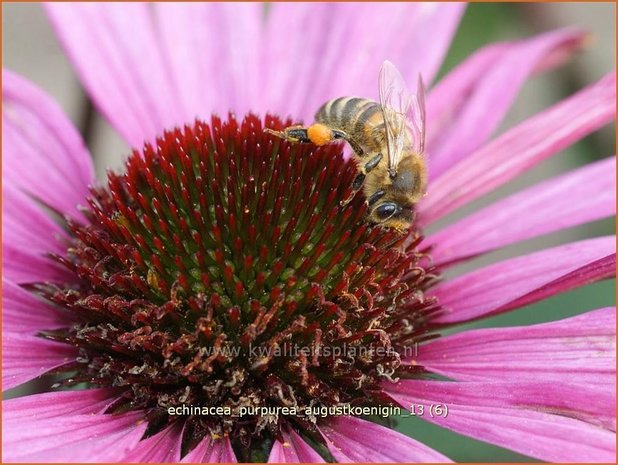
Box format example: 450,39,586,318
307,123,334,146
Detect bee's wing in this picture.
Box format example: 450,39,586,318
409,74,426,156
378,61,426,177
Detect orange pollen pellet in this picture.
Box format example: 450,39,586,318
307,124,333,146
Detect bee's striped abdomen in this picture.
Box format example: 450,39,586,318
314,97,384,153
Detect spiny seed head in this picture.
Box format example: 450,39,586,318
38,114,440,453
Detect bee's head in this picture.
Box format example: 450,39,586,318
368,201,415,232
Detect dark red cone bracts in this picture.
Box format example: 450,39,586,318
37,114,440,455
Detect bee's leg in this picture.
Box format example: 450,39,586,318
268,125,366,155
363,152,383,173
266,124,351,149
284,127,314,143
366,189,386,206
331,129,364,156
264,125,311,144
341,172,365,206
340,153,383,207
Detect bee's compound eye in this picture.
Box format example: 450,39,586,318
375,202,401,221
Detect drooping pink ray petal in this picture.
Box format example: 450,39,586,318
2,70,93,218
121,421,183,462
431,236,615,325
3,185,70,256
45,3,185,149
155,3,263,119
427,29,586,179
319,415,452,462
420,72,616,224
427,156,617,266
510,254,615,311
3,279,70,336
2,408,148,463
2,332,77,391
180,434,237,463
268,427,325,463
3,243,75,285
3,388,124,418
263,3,465,122
2,186,75,285
385,380,616,462
412,307,616,389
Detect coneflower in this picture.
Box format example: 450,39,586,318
34,113,443,460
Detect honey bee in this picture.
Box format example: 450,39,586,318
265,60,426,231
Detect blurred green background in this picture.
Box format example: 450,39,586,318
3,2,615,462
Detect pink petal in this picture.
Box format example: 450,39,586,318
319,415,451,462
264,3,464,121
426,28,584,150
427,29,585,179
2,279,70,335
155,3,262,118
2,185,75,285
428,156,616,266
3,408,147,463
180,434,237,463
268,427,325,463
413,307,616,390
45,3,184,148
3,185,70,256
421,72,616,224
3,388,124,419
385,380,616,462
425,43,506,147
3,242,74,285
121,421,183,462
432,236,615,324
2,332,76,391
2,70,93,218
